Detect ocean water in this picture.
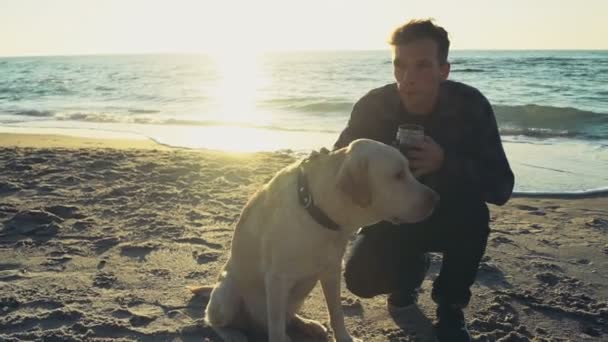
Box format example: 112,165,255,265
1,51,607,194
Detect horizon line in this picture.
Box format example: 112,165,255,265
1,48,608,59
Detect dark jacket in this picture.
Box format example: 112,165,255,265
334,80,514,208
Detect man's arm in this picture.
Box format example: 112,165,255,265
439,97,514,206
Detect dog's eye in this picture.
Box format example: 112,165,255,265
395,170,405,180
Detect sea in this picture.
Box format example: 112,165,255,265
1,50,607,195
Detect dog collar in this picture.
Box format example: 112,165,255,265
297,166,340,231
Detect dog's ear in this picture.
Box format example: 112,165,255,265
337,153,372,208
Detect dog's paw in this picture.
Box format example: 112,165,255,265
289,315,328,338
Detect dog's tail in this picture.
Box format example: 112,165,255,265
187,284,214,296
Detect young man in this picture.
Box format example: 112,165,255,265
334,19,514,342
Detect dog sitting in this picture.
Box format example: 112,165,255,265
189,138,438,342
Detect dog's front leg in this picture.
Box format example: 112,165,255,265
320,267,361,342
265,271,290,342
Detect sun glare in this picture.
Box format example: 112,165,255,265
207,49,270,125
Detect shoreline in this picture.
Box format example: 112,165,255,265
1,132,606,199
0,132,168,151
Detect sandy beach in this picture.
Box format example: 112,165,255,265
0,133,606,342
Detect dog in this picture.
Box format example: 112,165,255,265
189,138,438,342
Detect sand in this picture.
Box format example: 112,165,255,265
0,133,606,342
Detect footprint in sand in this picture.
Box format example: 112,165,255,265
0,296,20,315
0,269,28,281
535,272,560,286
41,255,73,270
341,296,363,317
586,218,608,230
2,210,62,236
149,268,171,279
0,307,84,337
175,237,223,249
514,204,538,211
478,261,502,274
0,181,20,195
6,160,32,171
72,219,95,230
44,205,86,219
192,250,221,264
112,303,163,327
22,156,47,164
469,295,525,340
530,261,563,272
185,270,209,279
119,242,160,261
514,204,546,216
93,237,120,254
0,203,18,218
128,304,163,327
93,271,117,288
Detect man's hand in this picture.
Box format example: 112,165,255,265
406,135,445,177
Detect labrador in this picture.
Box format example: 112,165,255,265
189,138,438,342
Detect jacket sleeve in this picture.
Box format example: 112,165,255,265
438,96,514,206
333,95,385,150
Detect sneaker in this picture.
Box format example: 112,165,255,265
434,305,471,342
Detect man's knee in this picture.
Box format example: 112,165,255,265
342,224,406,299
343,257,378,299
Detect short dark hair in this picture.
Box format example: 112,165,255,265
389,19,450,65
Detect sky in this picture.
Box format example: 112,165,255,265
1,0,607,56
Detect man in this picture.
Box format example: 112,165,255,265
334,19,514,342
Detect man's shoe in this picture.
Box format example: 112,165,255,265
434,305,471,342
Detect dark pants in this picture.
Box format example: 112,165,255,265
343,199,490,308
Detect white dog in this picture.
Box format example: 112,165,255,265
190,138,438,342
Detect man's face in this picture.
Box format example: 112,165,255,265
392,38,450,114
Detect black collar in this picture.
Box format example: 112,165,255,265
297,166,340,231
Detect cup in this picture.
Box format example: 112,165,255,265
396,124,424,153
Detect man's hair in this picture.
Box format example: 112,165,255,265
389,19,450,65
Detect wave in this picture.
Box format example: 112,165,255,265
291,101,353,113
3,103,607,140
94,86,116,92
0,85,73,99
494,104,608,139
8,109,55,117
262,98,354,113
451,68,486,73
3,110,341,134
498,127,577,139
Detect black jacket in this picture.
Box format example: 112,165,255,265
334,80,514,208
